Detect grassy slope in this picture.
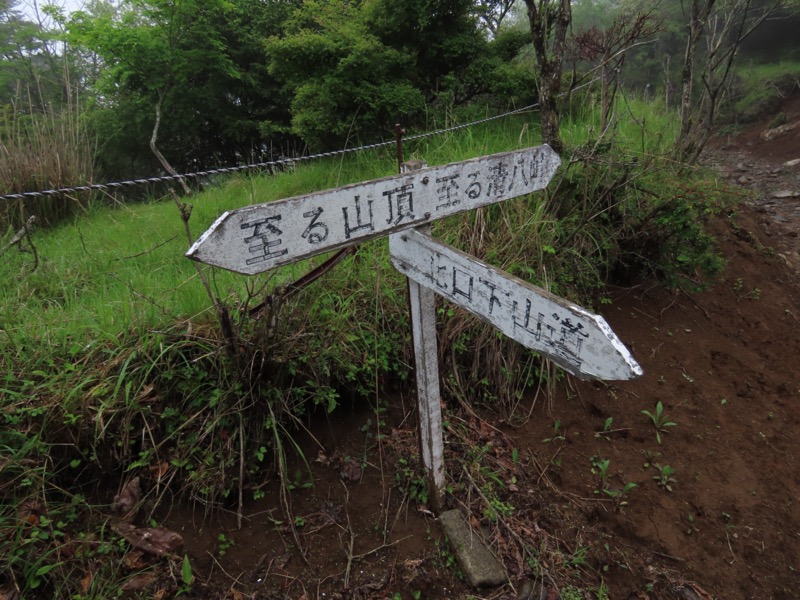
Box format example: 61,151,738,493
1,99,702,597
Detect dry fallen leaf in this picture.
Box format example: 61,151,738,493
0,587,19,600
112,476,142,516
120,572,157,591
138,383,155,400
115,523,183,556
80,571,93,594
17,498,43,526
149,462,169,479
123,549,149,570
340,458,362,482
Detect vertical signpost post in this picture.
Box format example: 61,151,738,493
398,158,446,511
187,143,642,517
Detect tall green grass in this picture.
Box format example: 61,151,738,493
1,113,547,347
727,60,800,123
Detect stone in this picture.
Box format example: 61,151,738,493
761,121,800,141
771,190,800,199
783,158,800,168
438,509,507,588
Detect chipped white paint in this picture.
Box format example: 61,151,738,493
187,145,561,274
408,243,446,511
389,229,643,381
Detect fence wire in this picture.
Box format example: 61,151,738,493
0,102,541,202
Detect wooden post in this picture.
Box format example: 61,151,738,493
397,158,444,512
407,246,445,512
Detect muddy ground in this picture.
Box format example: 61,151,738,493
153,100,800,600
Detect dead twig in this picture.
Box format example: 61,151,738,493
0,215,36,256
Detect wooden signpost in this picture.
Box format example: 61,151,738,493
186,146,561,274
187,143,642,513
390,228,642,381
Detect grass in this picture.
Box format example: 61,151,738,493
727,60,800,123
0,94,95,230
0,94,740,597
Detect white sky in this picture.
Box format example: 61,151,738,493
17,0,89,21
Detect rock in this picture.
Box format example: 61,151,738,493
784,158,800,168
771,190,800,199
438,509,507,588
761,121,800,141
517,578,548,600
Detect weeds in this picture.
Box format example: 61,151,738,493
653,464,677,491
0,93,95,230
0,92,741,594
641,401,677,444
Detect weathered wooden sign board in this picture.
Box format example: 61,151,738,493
390,228,642,381
188,143,642,515
186,146,561,274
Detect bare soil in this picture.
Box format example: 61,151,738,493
156,100,800,600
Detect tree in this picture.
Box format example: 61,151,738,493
0,0,66,109
475,0,518,36
676,0,781,162
266,0,424,149
68,0,292,179
571,10,662,130
523,0,572,153
268,0,499,148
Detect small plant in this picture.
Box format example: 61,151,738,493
395,457,429,504
641,401,677,443
542,419,565,442
590,455,611,493
733,277,761,301
176,554,194,596
216,533,235,557
603,481,638,504
653,464,677,491
483,497,515,522
595,416,614,438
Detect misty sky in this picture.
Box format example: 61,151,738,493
17,0,87,20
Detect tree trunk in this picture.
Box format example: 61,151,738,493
150,93,191,195
525,0,572,154
678,0,714,149
677,0,775,163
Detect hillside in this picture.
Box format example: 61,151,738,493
148,99,800,599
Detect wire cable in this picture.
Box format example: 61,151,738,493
0,103,541,202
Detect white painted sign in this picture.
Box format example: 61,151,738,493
389,229,642,381
186,145,561,274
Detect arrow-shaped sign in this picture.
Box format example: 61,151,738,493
389,229,642,381
187,145,561,274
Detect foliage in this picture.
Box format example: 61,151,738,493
0,98,95,229
0,98,746,593
68,0,292,178
642,401,677,444
266,0,425,149
266,0,530,148
726,60,800,123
